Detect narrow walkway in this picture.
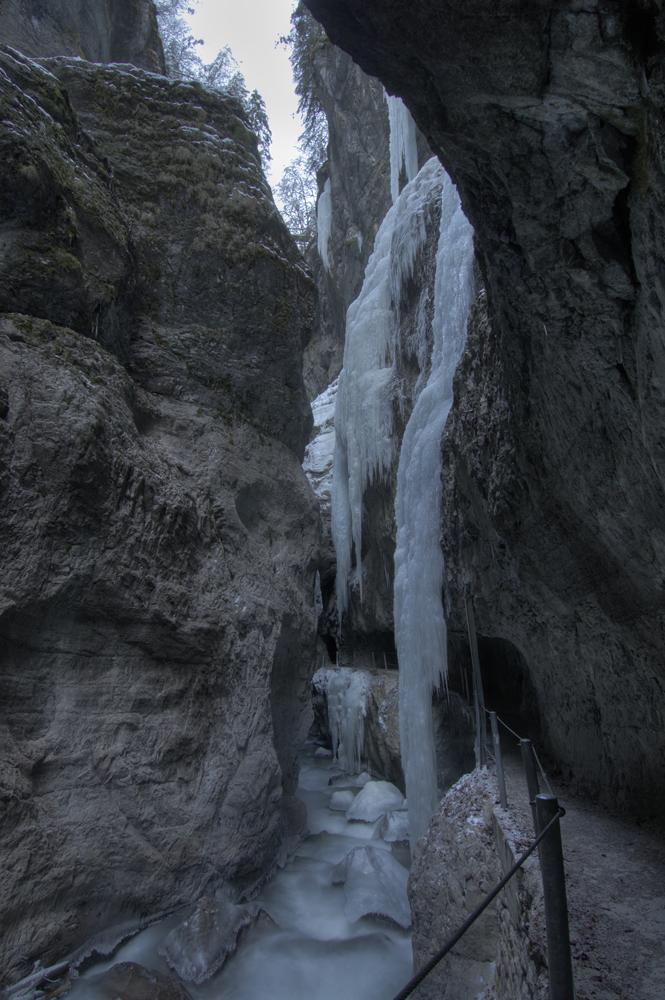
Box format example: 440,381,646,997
499,743,665,999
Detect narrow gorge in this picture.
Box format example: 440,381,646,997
1,1,664,999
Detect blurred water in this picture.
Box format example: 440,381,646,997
69,742,412,999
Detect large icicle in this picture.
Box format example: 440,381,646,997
331,158,445,620
386,95,419,203
317,177,333,272
394,172,475,845
314,668,369,774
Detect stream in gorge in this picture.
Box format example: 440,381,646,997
68,742,413,1000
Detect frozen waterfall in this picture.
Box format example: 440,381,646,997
331,156,474,844
331,158,446,619
314,667,369,774
386,95,419,203
395,172,475,844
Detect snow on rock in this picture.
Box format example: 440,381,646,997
330,789,356,811
331,846,411,929
380,810,410,843
345,780,404,822
315,747,333,758
158,898,267,985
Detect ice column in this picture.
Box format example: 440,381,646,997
331,159,445,620
386,95,419,203
324,670,369,774
394,172,475,844
317,177,333,272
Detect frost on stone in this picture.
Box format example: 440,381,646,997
345,780,404,822
330,789,356,811
380,810,410,843
158,898,266,985
331,846,411,929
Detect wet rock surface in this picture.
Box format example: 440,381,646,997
0,47,321,987
304,0,665,816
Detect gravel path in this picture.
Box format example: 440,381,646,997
499,744,665,1000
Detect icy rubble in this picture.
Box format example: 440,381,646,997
332,846,411,929
346,780,405,823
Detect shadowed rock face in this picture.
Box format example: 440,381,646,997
0,50,321,984
304,0,665,815
303,36,392,397
0,0,165,72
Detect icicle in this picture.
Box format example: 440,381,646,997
314,571,323,617
317,177,333,272
386,94,419,203
394,172,475,845
331,158,445,622
318,669,369,774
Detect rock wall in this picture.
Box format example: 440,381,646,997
0,48,321,985
0,0,164,71
303,0,665,817
301,23,392,398
409,769,548,1000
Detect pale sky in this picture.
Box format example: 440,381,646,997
185,0,302,192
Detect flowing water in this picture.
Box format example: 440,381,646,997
69,743,412,1000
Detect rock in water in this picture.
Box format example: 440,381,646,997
380,810,410,843
159,898,267,985
331,846,411,929
329,789,356,811
85,962,193,999
345,780,404,822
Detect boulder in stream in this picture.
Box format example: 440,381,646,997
158,898,269,985
331,846,411,929
345,780,404,822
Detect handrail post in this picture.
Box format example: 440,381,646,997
520,738,540,833
465,596,487,766
535,795,575,1000
490,711,508,808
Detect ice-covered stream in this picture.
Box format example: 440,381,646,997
68,744,412,999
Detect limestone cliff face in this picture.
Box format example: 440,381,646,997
302,33,392,398
0,0,164,71
0,49,320,984
304,0,665,816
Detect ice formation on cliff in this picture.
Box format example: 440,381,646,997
317,177,333,271
386,94,419,203
331,158,446,618
394,171,475,844
315,668,369,774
